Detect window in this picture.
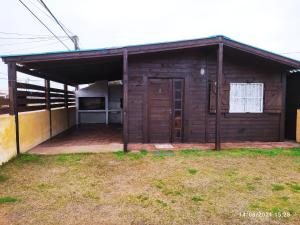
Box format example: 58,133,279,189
229,83,264,113
173,79,183,141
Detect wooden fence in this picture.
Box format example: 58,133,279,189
0,82,75,114
49,86,75,109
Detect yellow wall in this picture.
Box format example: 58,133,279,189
51,108,68,137
69,107,76,127
0,107,77,164
51,107,76,137
0,114,17,165
297,110,300,142
18,110,50,153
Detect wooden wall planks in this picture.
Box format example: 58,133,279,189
127,48,285,143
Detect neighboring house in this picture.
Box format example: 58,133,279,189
2,35,300,150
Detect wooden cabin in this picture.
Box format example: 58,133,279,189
2,35,300,151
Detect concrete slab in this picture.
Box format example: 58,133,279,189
29,143,123,154
29,124,123,154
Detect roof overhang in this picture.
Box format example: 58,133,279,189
1,35,300,85
1,36,220,63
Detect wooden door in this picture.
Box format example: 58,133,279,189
148,78,184,143
148,79,172,143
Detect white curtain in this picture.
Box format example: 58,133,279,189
229,83,263,113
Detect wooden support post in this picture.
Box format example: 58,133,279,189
280,72,287,141
8,62,20,154
123,49,129,152
64,84,68,108
64,84,70,128
215,43,223,150
45,80,52,137
106,81,109,125
74,85,79,127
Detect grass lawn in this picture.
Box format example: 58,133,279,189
1,148,300,225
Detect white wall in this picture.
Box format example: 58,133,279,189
76,81,108,124
76,81,123,124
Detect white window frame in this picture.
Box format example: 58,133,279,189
229,83,264,113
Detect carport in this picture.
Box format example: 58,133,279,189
2,47,129,154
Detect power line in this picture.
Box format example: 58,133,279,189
28,0,57,22
25,0,75,36
0,38,69,54
0,31,54,37
38,0,78,49
0,36,67,40
0,38,67,47
36,0,74,36
17,0,70,50
28,0,74,36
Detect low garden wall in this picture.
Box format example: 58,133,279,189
0,107,76,165
19,110,50,153
0,114,17,165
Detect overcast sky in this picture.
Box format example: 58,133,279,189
0,0,300,92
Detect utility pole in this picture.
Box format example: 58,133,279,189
71,35,80,50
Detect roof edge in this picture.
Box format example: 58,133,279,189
1,35,221,63
1,35,300,68
221,36,300,68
